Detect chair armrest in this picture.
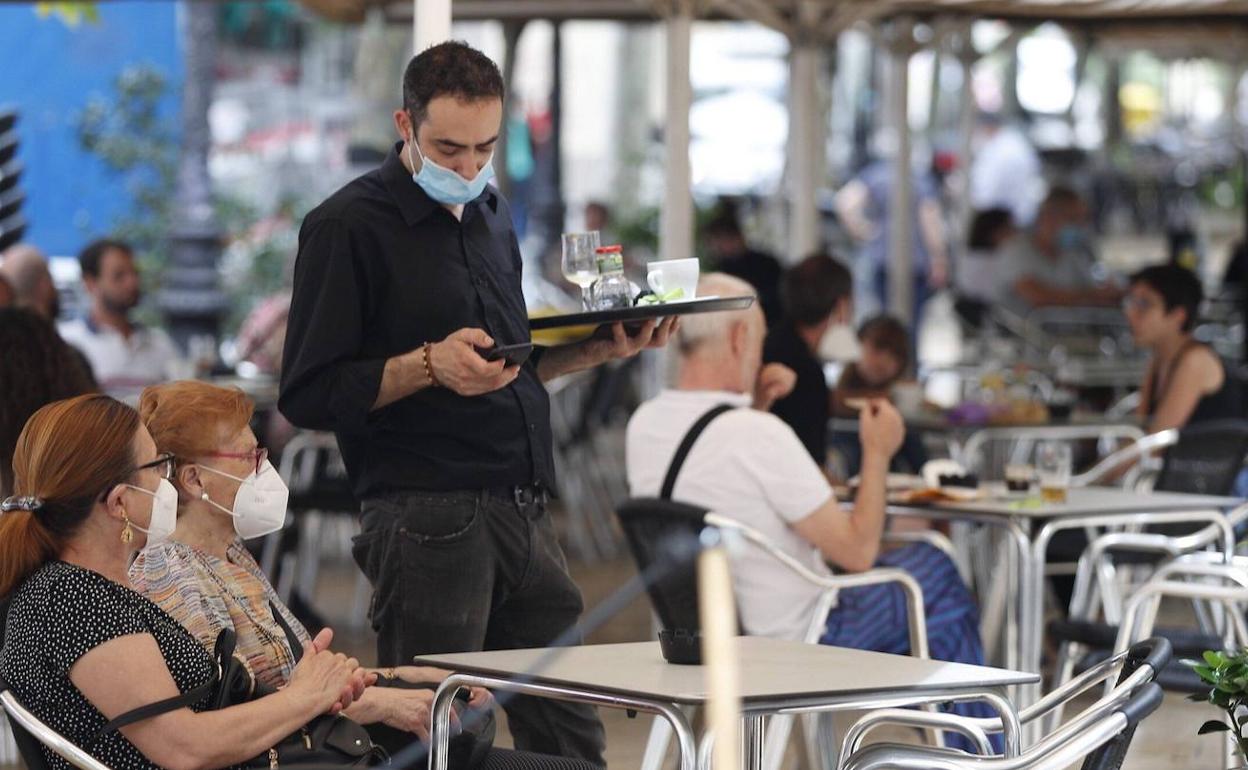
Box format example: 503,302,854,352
704,513,929,658
841,708,995,758
1070,429,1177,488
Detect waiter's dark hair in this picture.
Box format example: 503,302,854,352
403,41,504,127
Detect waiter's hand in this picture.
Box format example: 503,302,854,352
429,328,520,396
587,317,679,363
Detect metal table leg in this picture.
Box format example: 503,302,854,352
430,673,698,770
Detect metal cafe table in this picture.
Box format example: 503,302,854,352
887,486,1239,718
416,637,1038,770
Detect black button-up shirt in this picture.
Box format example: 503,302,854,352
279,143,553,499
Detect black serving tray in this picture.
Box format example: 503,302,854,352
528,295,755,330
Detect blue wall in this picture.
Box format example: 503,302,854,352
0,2,181,256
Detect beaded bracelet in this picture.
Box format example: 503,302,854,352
422,342,441,388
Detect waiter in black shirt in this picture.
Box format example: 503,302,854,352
279,42,674,765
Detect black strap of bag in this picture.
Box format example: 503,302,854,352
659,404,736,500
270,600,306,663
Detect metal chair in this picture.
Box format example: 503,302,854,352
616,499,932,770
838,638,1170,770
0,680,110,770
258,430,369,628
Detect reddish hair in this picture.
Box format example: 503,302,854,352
0,395,140,597
139,380,255,463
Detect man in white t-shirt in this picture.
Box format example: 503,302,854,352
59,239,180,397
626,273,997,748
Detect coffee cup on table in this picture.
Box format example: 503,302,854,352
646,258,699,302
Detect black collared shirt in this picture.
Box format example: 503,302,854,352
279,144,553,499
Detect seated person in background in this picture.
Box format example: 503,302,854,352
59,239,180,397
764,253,853,465
832,315,928,476
955,208,1015,327
130,380,492,751
0,308,96,496
1126,264,1242,430
626,273,995,750
0,243,60,320
993,187,1121,311
0,394,368,770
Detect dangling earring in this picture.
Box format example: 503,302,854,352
120,514,134,544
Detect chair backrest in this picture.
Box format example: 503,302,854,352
279,432,357,513
1155,419,1248,496
614,498,712,633
1078,637,1172,770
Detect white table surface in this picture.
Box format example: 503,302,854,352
414,637,1037,705
899,486,1240,520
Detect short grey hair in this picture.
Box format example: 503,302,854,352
0,244,50,298
676,272,758,355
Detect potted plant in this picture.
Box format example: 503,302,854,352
1187,648,1248,763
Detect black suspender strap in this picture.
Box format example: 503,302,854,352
659,404,735,500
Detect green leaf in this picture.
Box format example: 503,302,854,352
1206,650,1227,668
1200,720,1233,735
1194,664,1217,682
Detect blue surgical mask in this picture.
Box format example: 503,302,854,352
408,136,494,205
1056,225,1088,253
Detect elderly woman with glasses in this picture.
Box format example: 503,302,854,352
128,380,492,751
0,394,367,770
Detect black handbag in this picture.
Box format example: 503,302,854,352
96,628,388,768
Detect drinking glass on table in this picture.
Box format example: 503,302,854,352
562,231,601,310
1036,441,1072,503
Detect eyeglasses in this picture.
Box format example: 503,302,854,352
1121,295,1157,314
100,452,173,502
135,452,175,481
204,446,268,476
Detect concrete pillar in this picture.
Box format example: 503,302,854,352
661,1,695,261
413,0,451,54
886,18,916,324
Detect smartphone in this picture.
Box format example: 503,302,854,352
477,342,533,367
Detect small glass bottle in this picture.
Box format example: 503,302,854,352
591,246,632,310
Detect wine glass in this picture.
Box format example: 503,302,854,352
561,231,601,310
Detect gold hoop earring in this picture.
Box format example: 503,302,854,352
120,514,134,544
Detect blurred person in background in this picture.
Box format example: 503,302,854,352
763,253,852,466
832,315,929,476
0,273,13,307
993,187,1121,310
0,243,60,320
1126,264,1242,430
0,394,369,770
59,239,180,397
0,308,96,495
969,113,1044,227
955,208,1015,328
834,159,948,327
702,211,783,326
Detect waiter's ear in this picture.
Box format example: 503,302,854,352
393,109,413,142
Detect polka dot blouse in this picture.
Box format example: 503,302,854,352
0,561,217,770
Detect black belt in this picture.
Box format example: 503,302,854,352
483,484,549,507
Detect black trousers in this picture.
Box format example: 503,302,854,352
353,489,606,766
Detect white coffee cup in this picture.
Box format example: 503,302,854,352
646,258,700,301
